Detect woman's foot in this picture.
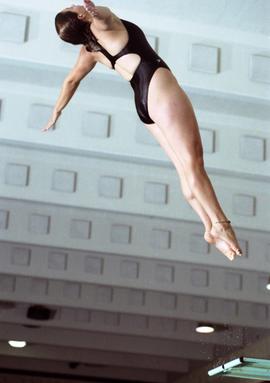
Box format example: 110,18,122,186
204,221,242,261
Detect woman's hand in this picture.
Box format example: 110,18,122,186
84,0,99,17
41,110,62,133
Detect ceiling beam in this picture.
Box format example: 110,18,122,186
1,237,270,308
0,273,269,330
0,323,214,360
0,304,243,346
0,342,188,373
0,356,168,383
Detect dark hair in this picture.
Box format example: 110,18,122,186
55,11,100,52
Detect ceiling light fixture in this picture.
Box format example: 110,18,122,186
266,277,270,291
196,323,215,334
8,340,27,348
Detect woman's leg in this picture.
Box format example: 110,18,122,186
146,68,242,259
144,123,212,232
145,122,237,261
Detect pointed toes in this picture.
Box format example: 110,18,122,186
236,248,243,256
226,251,235,261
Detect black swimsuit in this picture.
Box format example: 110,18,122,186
91,19,170,124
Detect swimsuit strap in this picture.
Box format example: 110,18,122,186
88,26,118,68
89,19,135,69
113,20,143,63
98,46,117,68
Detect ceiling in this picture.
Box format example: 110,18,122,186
108,0,270,35
4,0,270,35
0,1,269,383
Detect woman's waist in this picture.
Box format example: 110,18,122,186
129,58,170,85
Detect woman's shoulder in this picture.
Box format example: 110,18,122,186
79,45,98,63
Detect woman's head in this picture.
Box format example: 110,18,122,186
55,5,96,49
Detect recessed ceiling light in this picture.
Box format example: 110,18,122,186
8,340,27,348
196,324,215,334
266,282,270,291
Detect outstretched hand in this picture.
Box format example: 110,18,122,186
41,110,61,133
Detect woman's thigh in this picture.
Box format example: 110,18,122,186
144,122,193,198
147,68,203,161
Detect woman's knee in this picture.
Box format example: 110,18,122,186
181,183,195,202
177,173,196,202
182,148,204,169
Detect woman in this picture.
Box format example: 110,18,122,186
43,0,242,261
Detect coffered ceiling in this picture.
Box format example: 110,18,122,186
0,1,269,382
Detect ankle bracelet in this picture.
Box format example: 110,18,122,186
215,220,231,224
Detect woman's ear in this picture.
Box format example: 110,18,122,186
77,12,91,22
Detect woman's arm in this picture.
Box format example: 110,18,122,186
84,0,114,30
42,48,96,132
